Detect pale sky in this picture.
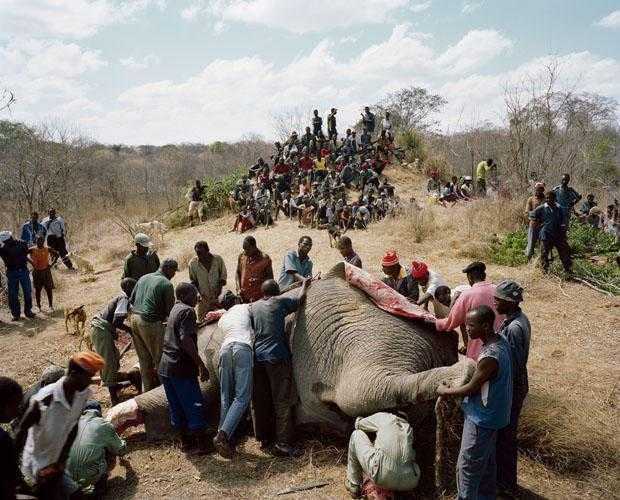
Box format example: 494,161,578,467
1,0,619,145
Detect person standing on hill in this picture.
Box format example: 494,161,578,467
427,261,504,359
187,180,205,226
529,190,572,273
361,107,376,135
235,236,273,303
525,182,546,261
122,233,160,282
20,212,47,247
29,234,57,312
130,259,178,391
494,280,531,497
327,108,338,144
189,241,227,319
0,231,35,321
552,173,581,224
42,208,74,270
312,109,323,138
438,306,513,500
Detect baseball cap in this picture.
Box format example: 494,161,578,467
134,233,152,248
495,280,524,302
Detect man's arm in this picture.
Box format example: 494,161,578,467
15,401,41,453
163,284,175,318
121,256,130,280
416,292,433,308
297,278,310,304
265,257,274,280
437,356,498,397
102,421,127,456
179,312,208,381
235,254,242,293
188,262,199,290
433,293,467,332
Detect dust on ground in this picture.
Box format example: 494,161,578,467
1,166,618,499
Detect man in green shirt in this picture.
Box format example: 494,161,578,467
130,258,178,391
476,158,494,196
66,402,126,496
122,233,160,281
188,240,227,320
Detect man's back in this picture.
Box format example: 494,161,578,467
131,271,174,322
123,250,160,281
252,296,300,362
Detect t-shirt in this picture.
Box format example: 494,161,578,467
122,251,160,281
237,252,273,303
159,302,199,379
277,250,313,288
252,296,300,362
476,161,490,180
0,239,29,271
529,203,567,240
98,294,129,325
30,246,50,271
314,158,326,171
0,428,19,500
188,255,227,307
344,252,363,269
461,337,513,429
130,270,175,323
218,303,254,351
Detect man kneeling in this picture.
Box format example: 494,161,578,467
345,412,420,498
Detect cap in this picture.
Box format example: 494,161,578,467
495,280,524,303
381,250,399,267
462,261,486,274
0,231,12,244
71,351,105,374
410,261,429,280
134,233,152,248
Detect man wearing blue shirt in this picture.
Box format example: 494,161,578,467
529,191,572,273
20,212,46,247
250,278,309,457
277,236,313,288
552,173,581,222
438,305,513,500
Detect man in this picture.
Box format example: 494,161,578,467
476,158,493,196
187,179,205,226
552,173,581,222
130,259,178,392
437,306,513,500
235,236,273,303
251,279,309,457
380,251,419,302
213,294,254,458
525,182,546,261
122,233,160,281
91,278,141,405
410,260,447,311
432,284,471,319
361,106,376,135
327,108,338,144
312,109,323,137
345,412,420,499
29,234,56,312
0,376,23,500
277,236,313,289
0,231,35,321
579,193,597,217
494,280,531,497
20,212,47,247
189,241,227,319
17,352,104,500
428,261,504,360
66,402,127,496
158,283,211,454
529,191,572,273
337,236,362,268
42,208,73,269
381,111,392,133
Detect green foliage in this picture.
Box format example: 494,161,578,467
397,129,427,164
490,225,528,266
200,169,243,215
165,209,188,229
566,218,617,256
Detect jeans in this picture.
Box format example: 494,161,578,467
496,396,525,492
160,374,207,432
7,267,33,318
457,417,497,500
218,342,253,438
525,224,540,260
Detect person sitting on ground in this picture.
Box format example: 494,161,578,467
579,193,597,217
438,306,513,500
91,278,142,405
277,236,314,289
189,241,228,319
20,212,47,247
158,282,211,454
525,182,546,262
354,204,370,229
345,411,420,499
460,176,474,199
411,261,447,311
130,259,178,392
122,233,160,282
494,280,531,497
0,376,24,500
380,251,419,302
65,401,127,497
213,293,253,458
0,231,35,321
16,352,105,499
251,278,310,457
29,234,57,312
337,236,362,269
586,206,603,229
42,208,74,269
236,236,274,304
232,203,256,233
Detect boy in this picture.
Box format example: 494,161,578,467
29,234,57,312
158,282,211,454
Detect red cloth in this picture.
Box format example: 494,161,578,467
344,262,434,320
381,250,399,267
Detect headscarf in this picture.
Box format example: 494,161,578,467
71,351,105,374
410,261,429,280
381,250,399,267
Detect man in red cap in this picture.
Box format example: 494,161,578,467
16,352,104,499
410,261,447,313
380,251,419,302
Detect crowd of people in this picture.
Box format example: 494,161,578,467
191,107,404,234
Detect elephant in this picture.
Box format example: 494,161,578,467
118,262,475,494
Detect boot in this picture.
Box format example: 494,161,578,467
213,430,234,459
187,431,214,456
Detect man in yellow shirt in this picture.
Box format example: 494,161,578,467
476,158,494,196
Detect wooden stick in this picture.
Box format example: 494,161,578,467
276,481,330,496
571,277,614,297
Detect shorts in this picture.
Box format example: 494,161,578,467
188,200,202,218
32,268,54,290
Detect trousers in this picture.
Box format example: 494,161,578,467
130,315,165,392
160,374,207,432
346,430,420,491
457,417,497,500
47,235,73,269
496,397,525,492
7,267,33,319
540,235,572,272
251,359,294,446
90,317,120,386
218,342,253,438
525,224,540,260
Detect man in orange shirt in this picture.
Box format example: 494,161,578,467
29,235,57,312
236,236,273,303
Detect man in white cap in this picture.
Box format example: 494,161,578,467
122,233,160,282
0,231,35,321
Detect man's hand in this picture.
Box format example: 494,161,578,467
199,362,209,382
436,381,451,396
